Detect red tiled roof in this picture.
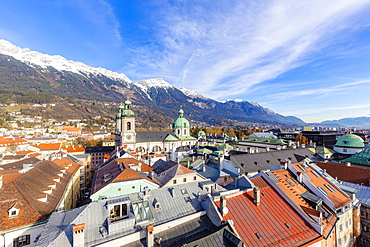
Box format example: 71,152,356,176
113,168,145,181
292,162,352,209
37,143,61,151
315,161,370,186
0,182,42,232
0,169,22,182
61,145,85,153
250,177,269,189
214,180,320,246
52,158,81,174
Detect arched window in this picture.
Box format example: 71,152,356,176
178,129,180,135
152,146,161,152
127,122,131,130
136,146,145,153
184,129,186,135
184,123,187,128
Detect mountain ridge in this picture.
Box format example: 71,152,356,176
0,40,305,126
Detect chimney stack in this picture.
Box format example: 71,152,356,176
253,187,261,206
220,195,228,216
72,223,85,247
146,225,154,247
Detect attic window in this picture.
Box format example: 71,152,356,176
184,196,192,203
324,184,336,193
255,233,262,239
285,223,291,228
317,186,328,196
8,208,19,218
181,189,189,195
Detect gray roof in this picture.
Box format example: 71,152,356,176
192,164,239,183
124,216,238,247
36,181,226,247
341,182,370,207
229,148,317,174
85,146,115,154
136,131,178,143
0,157,41,170
248,132,277,139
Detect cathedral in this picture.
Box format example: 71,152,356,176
114,100,197,156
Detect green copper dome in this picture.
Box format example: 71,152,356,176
198,130,206,136
335,134,364,148
173,108,190,129
117,99,135,118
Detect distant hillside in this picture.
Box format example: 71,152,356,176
320,117,370,128
0,40,306,127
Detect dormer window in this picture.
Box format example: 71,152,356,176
8,206,20,218
109,203,128,222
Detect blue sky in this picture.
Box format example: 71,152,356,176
2,0,370,123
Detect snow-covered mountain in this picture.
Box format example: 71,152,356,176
0,39,132,83
0,39,306,126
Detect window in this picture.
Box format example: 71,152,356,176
173,179,177,184
181,189,188,195
317,186,328,196
132,186,135,189
193,176,196,181
127,122,131,130
13,235,30,247
118,188,121,191
132,201,154,222
339,224,343,232
109,203,128,222
324,184,336,193
343,149,347,152
183,178,187,183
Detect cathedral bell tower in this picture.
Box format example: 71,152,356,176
173,108,190,137
114,99,136,148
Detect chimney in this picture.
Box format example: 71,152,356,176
138,162,142,171
220,196,228,216
253,187,261,206
72,223,85,247
346,162,351,167
277,145,281,150
146,225,154,247
202,164,206,172
266,146,270,152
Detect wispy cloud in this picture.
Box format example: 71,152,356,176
76,0,122,42
125,0,370,100
272,79,370,100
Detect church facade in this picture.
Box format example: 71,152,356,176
114,100,197,156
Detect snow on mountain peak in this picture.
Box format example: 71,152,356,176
135,78,174,88
180,87,209,99
0,39,132,83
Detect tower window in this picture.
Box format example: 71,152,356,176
127,122,131,130
184,123,187,128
